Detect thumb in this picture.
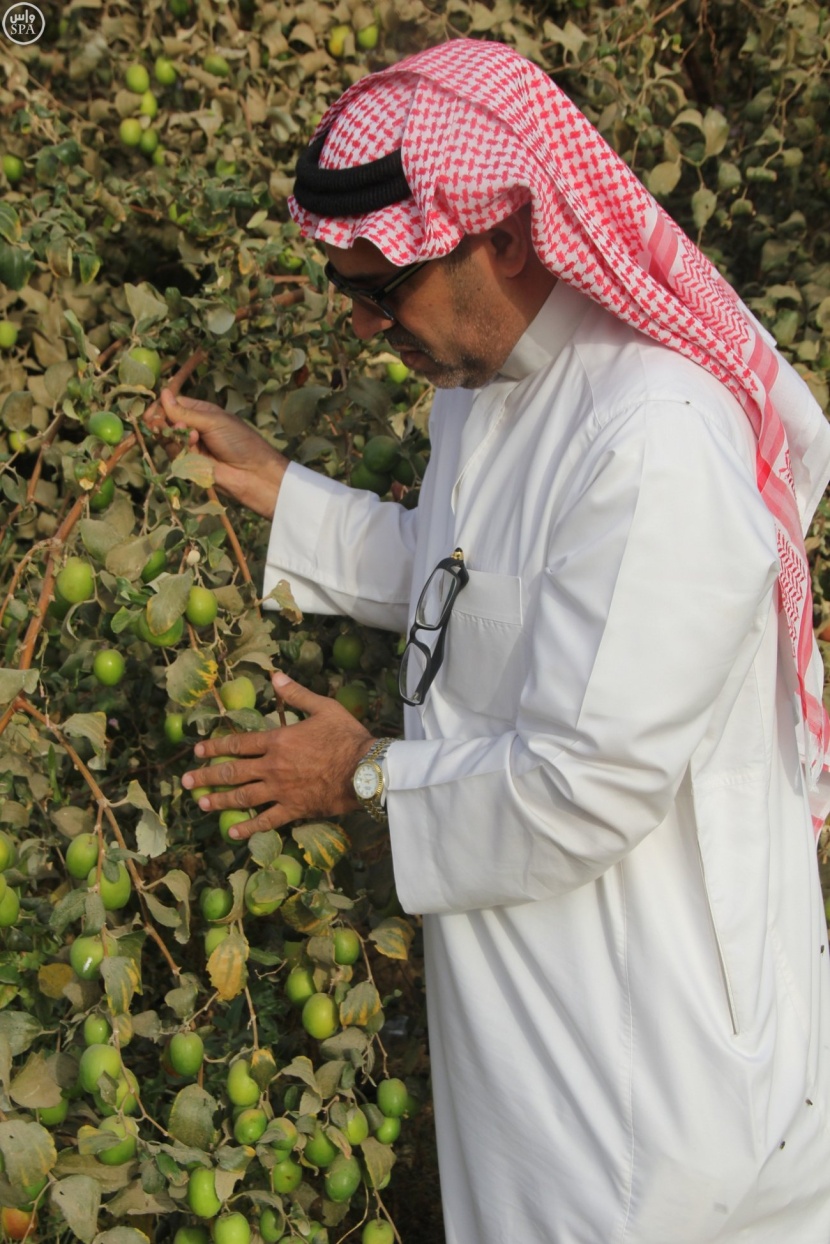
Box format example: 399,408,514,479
272,671,329,715
160,388,220,431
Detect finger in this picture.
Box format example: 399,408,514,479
193,780,273,814
182,757,265,791
160,389,227,425
272,671,335,716
226,802,297,840
193,731,275,762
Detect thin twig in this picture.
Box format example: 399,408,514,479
14,699,181,982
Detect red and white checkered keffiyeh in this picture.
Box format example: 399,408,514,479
289,38,830,822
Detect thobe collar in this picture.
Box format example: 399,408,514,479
498,280,594,382
450,282,595,517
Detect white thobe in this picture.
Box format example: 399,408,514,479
264,282,830,1243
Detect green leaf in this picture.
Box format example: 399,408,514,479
672,107,704,130
360,1135,396,1190
344,374,391,421
206,304,237,335
165,974,200,1020
124,780,168,858
80,519,126,564
0,1119,56,1188
62,713,107,757
692,187,718,230
280,1055,318,1090
125,282,169,331
168,450,215,488
166,648,219,708
0,669,38,706
0,1012,41,1057
1,391,34,431
368,916,414,961
158,869,191,943
0,205,21,245
50,888,88,935
144,892,181,929
0,243,35,292
247,829,282,868
9,1050,64,1108
63,310,89,361
93,1229,155,1244
78,253,102,285
168,1084,218,1150
703,108,730,157
646,161,681,197
50,1174,101,1244
319,1027,370,1064
146,569,192,635
280,385,329,437
315,1059,346,1100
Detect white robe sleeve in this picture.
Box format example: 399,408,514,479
263,461,418,633
386,400,781,914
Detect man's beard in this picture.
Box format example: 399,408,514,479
384,330,497,390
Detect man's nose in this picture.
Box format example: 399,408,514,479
350,301,394,340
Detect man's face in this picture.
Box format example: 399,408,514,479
323,238,518,389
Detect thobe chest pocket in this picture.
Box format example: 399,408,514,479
440,569,525,724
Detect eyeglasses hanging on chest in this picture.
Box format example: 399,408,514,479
399,548,469,706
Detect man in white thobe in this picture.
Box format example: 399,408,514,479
162,38,830,1244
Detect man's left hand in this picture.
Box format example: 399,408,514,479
181,672,374,839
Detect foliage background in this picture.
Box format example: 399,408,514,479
0,0,829,1242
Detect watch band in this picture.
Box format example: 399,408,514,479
353,737,394,823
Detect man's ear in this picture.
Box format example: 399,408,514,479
484,209,533,279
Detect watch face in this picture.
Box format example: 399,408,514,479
354,761,381,801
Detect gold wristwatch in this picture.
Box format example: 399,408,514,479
352,738,394,823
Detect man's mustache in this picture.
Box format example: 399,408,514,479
384,331,427,352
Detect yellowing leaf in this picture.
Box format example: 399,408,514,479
293,821,350,870
207,929,249,1001
281,892,336,935
264,578,302,623
369,916,414,961
166,649,219,708
38,962,75,999
338,981,381,1028
100,955,141,1016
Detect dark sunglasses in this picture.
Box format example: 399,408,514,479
324,258,430,321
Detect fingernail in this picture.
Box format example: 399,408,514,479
273,671,290,688
198,796,211,810
229,828,240,839
194,743,205,757
182,773,193,788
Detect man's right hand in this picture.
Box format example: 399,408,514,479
155,390,288,520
